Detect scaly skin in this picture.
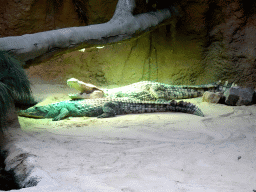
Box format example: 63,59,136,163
18,98,204,121
104,81,225,101
104,81,223,100
67,79,224,101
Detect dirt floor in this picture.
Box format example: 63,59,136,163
5,78,256,191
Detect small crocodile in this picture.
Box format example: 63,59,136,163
67,79,227,101
18,98,204,121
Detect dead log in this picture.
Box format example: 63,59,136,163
0,0,173,66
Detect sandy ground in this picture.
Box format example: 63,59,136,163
6,80,256,191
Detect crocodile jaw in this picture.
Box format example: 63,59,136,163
67,78,83,92
18,111,44,118
18,105,51,119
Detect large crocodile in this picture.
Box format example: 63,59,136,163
67,78,228,101
18,98,204,121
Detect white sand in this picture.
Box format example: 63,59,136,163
6,81,256,191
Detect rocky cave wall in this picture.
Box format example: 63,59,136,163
202,0,256,87
25,25,206,86
1,0,255,87
0,0,118,36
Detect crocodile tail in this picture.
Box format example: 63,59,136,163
0,51,37,131
168,100,204,117
216,80,238,92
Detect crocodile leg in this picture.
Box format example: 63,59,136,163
97,102,117,118
52,108,69,121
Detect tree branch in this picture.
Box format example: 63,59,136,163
0,0,172,65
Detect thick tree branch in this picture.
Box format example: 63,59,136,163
0,0,172,65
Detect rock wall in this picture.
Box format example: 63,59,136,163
0,0,118,37
202,0,256,87
25,25,206,86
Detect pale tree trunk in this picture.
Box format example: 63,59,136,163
0,0,172,66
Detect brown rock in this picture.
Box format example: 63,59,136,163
202,91,223,103
224,86,254,106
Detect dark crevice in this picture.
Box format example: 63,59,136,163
240,0,256,17
72,0,88,24
0,148,20,191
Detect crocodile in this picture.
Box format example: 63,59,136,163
18,98,204,121
67,78,228,101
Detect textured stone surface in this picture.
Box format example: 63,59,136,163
202,91,223,103
202,1,256,87
0,0,117,37
224,86,254,106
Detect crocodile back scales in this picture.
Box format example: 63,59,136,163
103,81,222,100
18,98,204,120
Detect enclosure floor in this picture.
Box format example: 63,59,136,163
7,79,256,191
